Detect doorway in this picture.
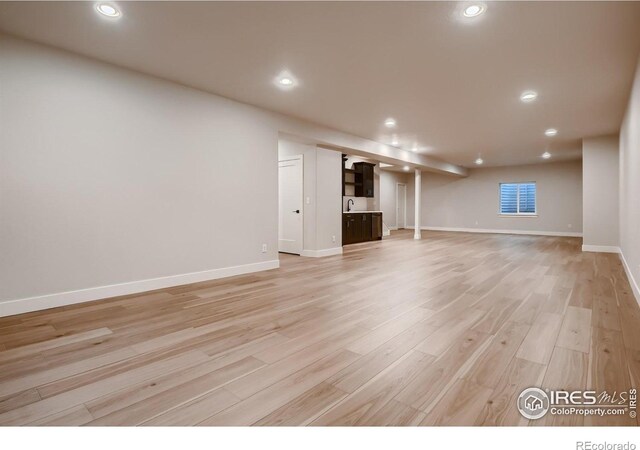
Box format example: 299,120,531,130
396,183,407,229
278,155,303,255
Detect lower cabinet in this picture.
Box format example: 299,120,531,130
371,213,382,240
362,213,372,241
343,213,382,245
342,214,358,245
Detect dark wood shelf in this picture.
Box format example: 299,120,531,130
342,155,374,198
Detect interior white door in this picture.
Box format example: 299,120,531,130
397,183,406,229
278,156,303,255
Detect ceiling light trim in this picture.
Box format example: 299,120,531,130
520,90,538,103
274,71,298,90
463,4,486,18
96,3,121,18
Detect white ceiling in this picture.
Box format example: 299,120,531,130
2,1,639,167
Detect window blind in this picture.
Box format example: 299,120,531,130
500,182,536,215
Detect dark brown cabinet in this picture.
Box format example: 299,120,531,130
361,213,372,241
343,157,375,198
353,162,375,198
342,214,360,245
372,213,382,240
343,212,382,245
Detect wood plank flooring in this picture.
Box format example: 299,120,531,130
0,230,638,426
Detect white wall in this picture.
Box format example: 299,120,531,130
315,149,343,252
619,55,640,301
0,34,281,314
278,140,342,254
582,135,619,250
405,161,583,235
380,170,410,228
1,35,362,315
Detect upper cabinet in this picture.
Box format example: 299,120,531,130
354,162,375,198
342,155,375,198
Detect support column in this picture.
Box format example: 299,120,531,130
414,169,421,240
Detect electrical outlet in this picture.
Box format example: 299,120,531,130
475,220,479,225
568,224,573,228
261,244,267,253
306,197,310,205
332,235,336,243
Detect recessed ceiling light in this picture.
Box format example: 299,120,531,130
542,152,551,159
384,118,397,128
544,128,558,137
96,3,120,18
463,4,485,18
520,91,538,103
391,136,399,146
403,166,410,171
475,158,484,165
274,72,297,89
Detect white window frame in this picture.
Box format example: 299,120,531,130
498,182,537,217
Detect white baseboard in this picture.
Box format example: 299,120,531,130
383,226,397,237
582,245,621,253
0,259,280,318
620,250,640,306
301,247,343,258
407,226,582,238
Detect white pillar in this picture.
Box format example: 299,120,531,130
414,169,421,240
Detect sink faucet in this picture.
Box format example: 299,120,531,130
347,199,354,212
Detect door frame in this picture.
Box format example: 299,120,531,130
278,154,304,255
396,182,407,229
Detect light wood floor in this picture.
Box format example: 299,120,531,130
1,230,639,426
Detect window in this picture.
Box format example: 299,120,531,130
499,182,536,215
